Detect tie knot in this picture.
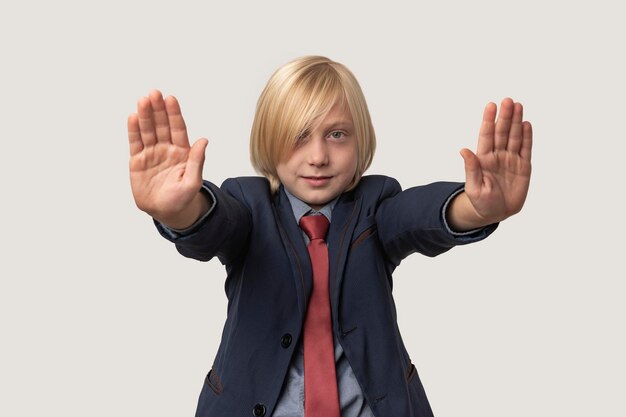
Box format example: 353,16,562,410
299,215,329,241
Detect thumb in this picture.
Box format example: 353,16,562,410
185,138,208,186
460,148,482,194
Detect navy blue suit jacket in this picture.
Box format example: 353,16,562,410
155,175,497,417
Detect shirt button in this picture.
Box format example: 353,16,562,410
252,403,266,417
280,333,292,348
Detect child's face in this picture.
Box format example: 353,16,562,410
276,103,358,210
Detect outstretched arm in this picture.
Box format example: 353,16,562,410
128,90,210,229
447,98,533,231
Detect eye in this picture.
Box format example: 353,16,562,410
329,131,346,140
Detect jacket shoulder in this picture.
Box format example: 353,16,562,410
221,176,271,191
220,176,272,202
353,175,402,205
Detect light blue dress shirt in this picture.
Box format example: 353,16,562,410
271,188,374,417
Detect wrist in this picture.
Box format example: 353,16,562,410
155,191,210,230
446,191,491,232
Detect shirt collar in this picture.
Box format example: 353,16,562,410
283,187,338,224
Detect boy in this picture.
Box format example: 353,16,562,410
128,55,532,417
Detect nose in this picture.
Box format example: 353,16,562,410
306,136,329,166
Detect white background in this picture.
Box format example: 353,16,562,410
1,1,624,416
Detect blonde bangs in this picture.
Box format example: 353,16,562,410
250,56,376,193
281,70,348,156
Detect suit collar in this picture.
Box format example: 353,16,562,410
274,186,312,320
274,185,363,326
327,189,362,327
282,186,338,225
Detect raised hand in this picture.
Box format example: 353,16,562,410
128,90,209,229
449,98,533,230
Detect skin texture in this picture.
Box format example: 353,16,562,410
275,104,358,211
128,90,209,229
448,98,533,231
128,91,532,231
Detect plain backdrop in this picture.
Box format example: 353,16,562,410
1,1,624,416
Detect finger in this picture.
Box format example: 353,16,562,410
183,138,208,189
494,98,514,151
506,102,524,154
477,102,497,155
128,113,144,156
460,148,482,195
165,95,190,148
149,89,172,144
127,113,144,156
137,96,157,146
520,121,533,162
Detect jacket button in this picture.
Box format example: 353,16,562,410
252,403,266,417
280,333,292,348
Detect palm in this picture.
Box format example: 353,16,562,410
128,90,207,221
461,98,533,223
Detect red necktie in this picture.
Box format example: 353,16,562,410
300,215,341,417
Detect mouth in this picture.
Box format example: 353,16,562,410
302,176,332,186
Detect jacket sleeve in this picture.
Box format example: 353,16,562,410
375,177,498,266
153,178,252,265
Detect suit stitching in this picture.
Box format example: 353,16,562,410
275,216,307,314
205,368,224,395
331,201,359,282
407,363,417,382
349,225,377,251
331,201,359,300
341,326,358,337
218,179,254,266
330,201,359,342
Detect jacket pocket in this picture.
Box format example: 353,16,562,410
407,362,417,382
351,216,378,251
205,368,223,395
406,363,435,417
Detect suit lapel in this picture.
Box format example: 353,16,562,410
273,186,362,324
327,189,362,325
273,186,312,321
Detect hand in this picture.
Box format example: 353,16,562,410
128,90,209,228
452,98,533,229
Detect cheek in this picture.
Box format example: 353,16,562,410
275,162,289,184
276,150,300,176
344,148,359,176
276,151,296,172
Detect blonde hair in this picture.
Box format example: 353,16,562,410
250,55,376,193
